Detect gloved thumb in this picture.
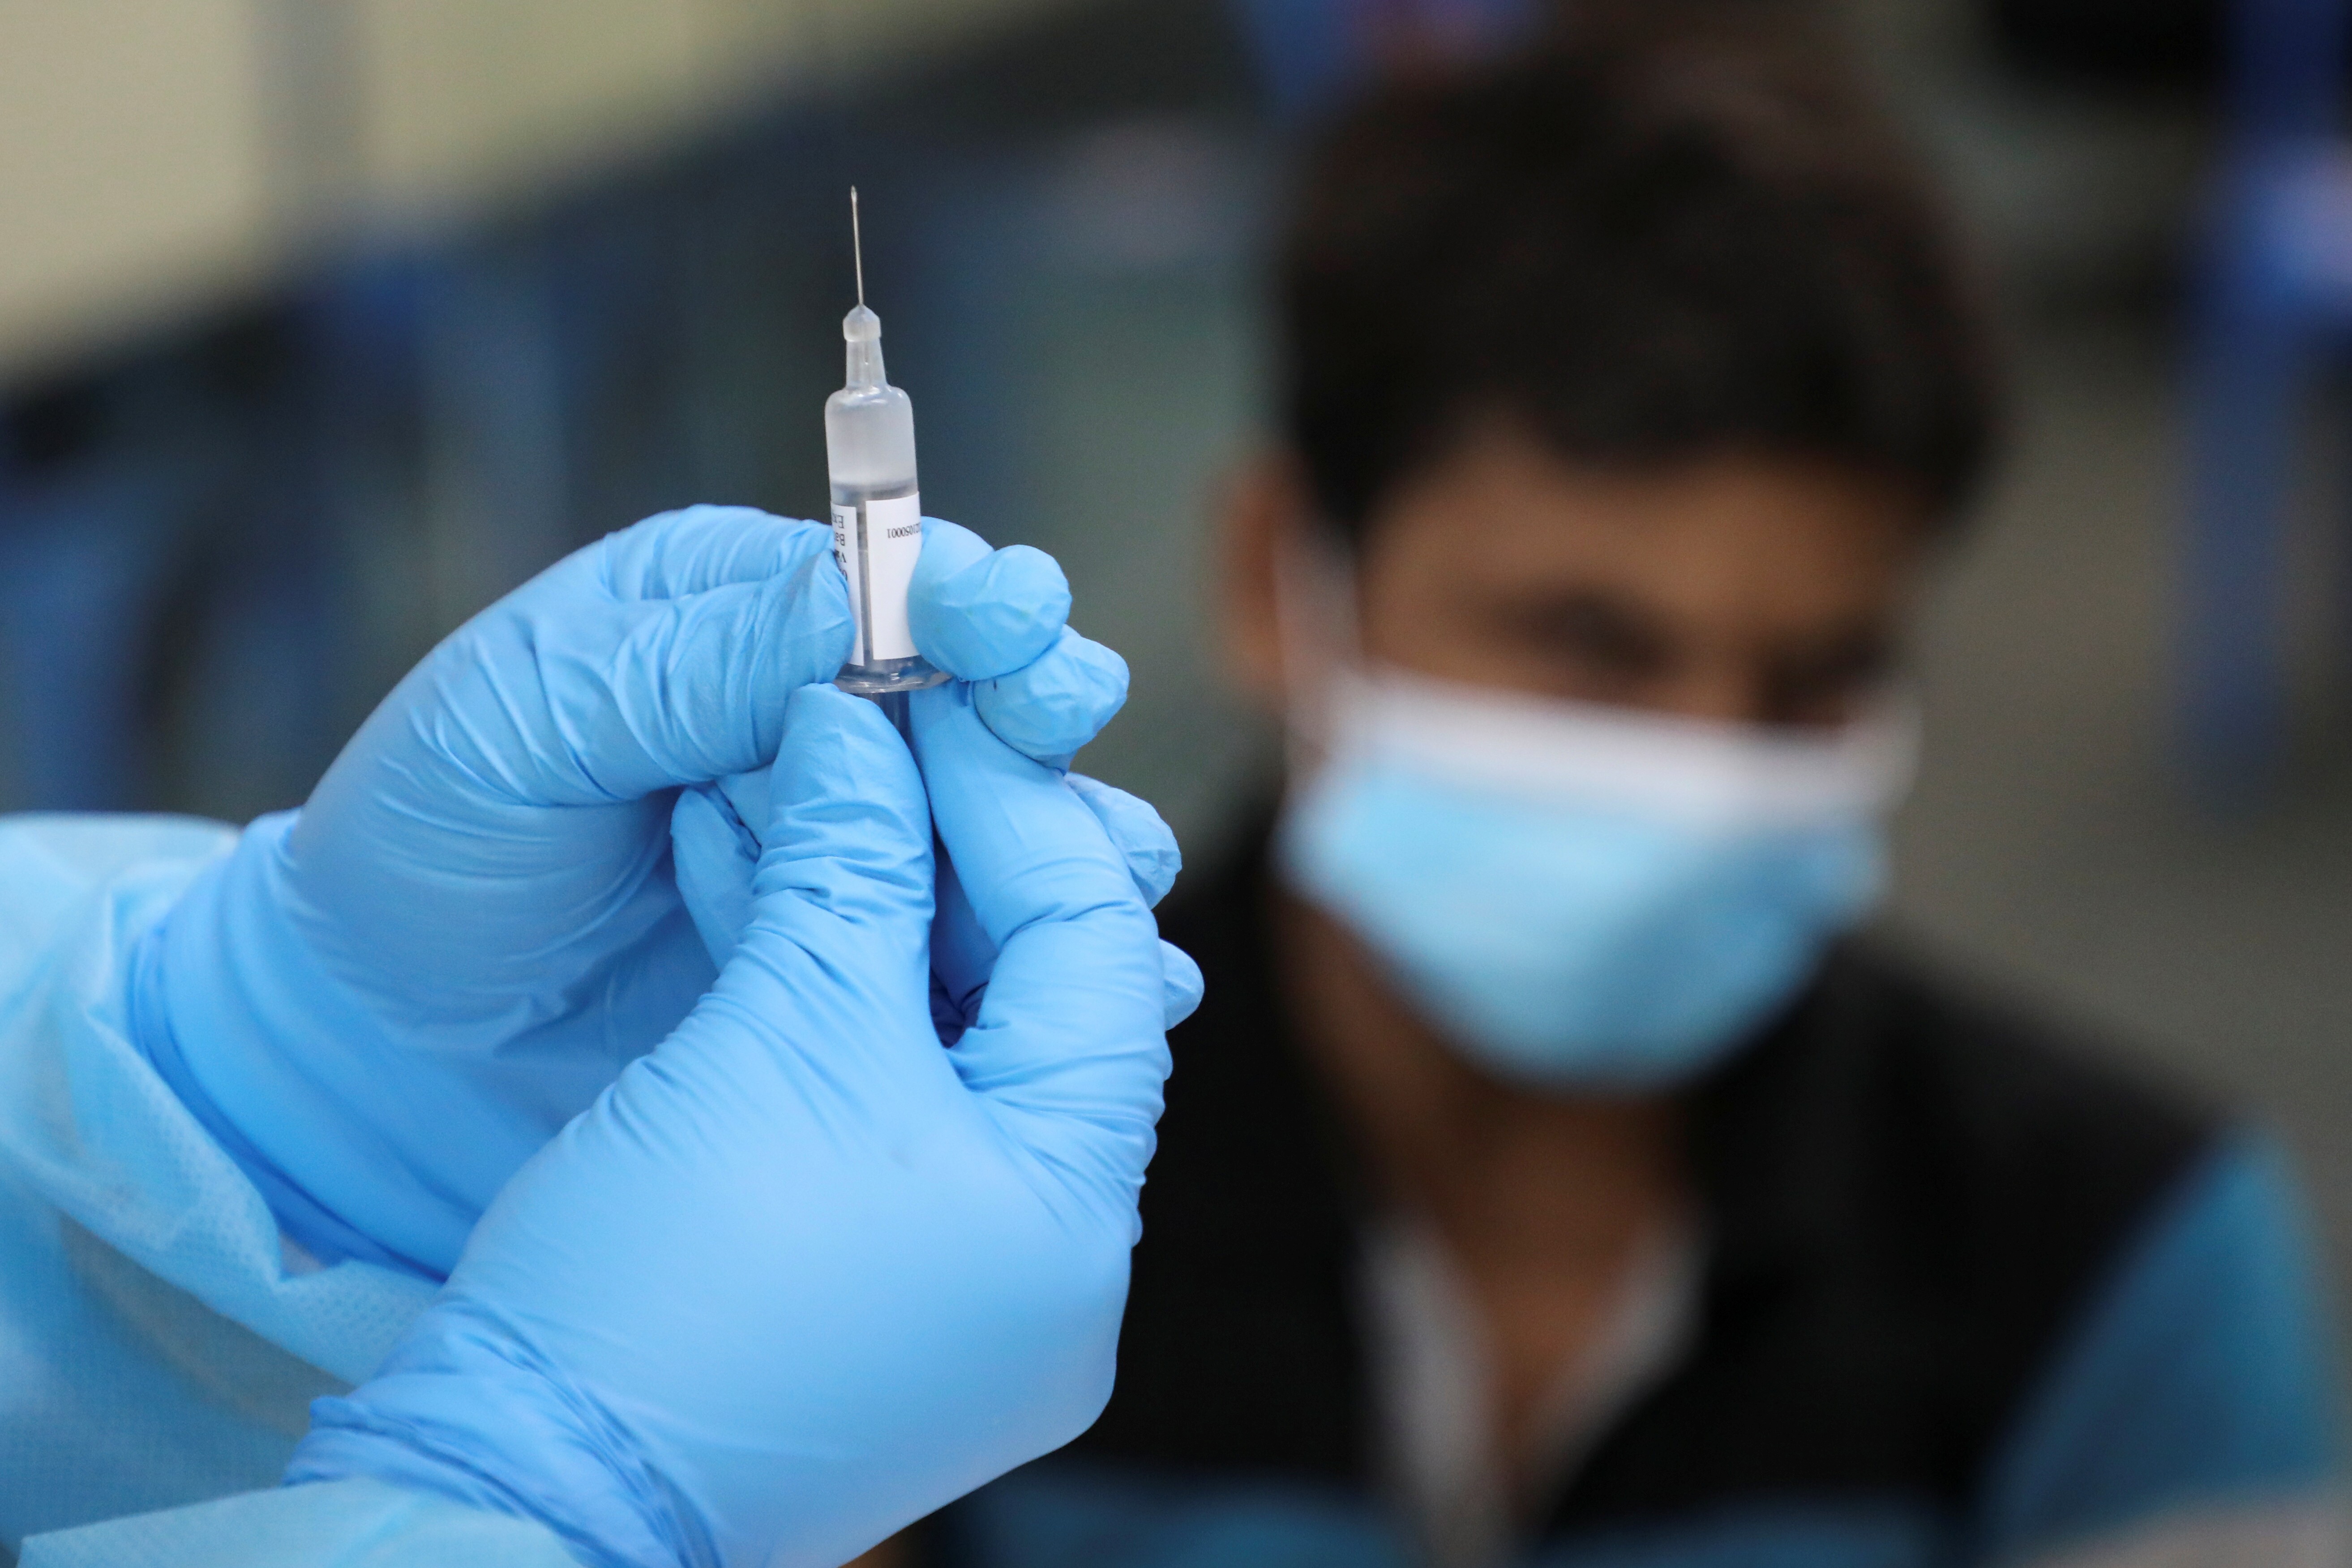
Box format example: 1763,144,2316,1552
719,684,935,1036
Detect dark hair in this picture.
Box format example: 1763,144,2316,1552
1277,10,1999,536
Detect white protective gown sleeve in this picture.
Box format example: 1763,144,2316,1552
0,814,571,1564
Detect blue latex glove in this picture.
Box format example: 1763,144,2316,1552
677,763,1202,1054
287,681,1179,1568
132,506,1132,1279
673,764,1196,1035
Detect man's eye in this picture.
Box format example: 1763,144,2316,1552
1766,641,1898,727
1513,599,1673,681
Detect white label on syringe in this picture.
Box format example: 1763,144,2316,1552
833,493,923,664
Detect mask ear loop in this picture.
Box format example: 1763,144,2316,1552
1270,518,1362,777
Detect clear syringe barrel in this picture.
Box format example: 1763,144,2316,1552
828,304,946,695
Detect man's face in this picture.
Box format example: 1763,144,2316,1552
1226,423,1931,730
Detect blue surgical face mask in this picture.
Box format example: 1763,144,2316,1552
1276,669,1913,1092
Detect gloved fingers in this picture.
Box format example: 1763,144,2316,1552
1066,774,1182,907
930,774,1178,1014
715,766,773,839
930,969,974,1046
1160,940,1204,1029
910,519,1072,681
909,522,1134,767
531,544,853,800
668,747,1009,1040
721,684,935,1025
906,681,1148,952
671,785,757,972
930,849,992,1041
972,627,1131,770
588,505,836,600
908,684,1170,1181
669,753,1176,1021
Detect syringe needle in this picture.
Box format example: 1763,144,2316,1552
850,186,865,308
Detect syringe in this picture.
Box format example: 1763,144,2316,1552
829,187,949,703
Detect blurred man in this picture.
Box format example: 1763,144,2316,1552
925,15,2346,1568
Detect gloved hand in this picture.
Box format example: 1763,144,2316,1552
678,763,1198,1058
287,681,1178,1568
131,506,1133,1278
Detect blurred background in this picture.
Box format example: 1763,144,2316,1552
4,0,2352,1341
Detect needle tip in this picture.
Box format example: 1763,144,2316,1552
849,187,866,308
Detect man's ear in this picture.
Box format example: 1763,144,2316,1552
1217,450,1316,710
